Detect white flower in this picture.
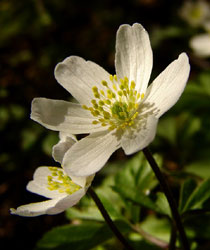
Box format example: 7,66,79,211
31,23,190,177
190,33,210,57
10,166,93,217
10,135,94,217
179,0,210,28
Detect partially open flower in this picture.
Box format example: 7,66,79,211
10,134,94,217
31,23,190,177
10,166,94,217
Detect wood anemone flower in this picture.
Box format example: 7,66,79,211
31,23,190,177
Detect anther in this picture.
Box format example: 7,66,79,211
100,90,105,96
105,99,111,105
98,100,105,106
82,105,89,110
91,100,97,105
131,81,136,89
101,80,108,87
92,86,98,92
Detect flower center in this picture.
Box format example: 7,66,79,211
190,6,202,20
82,75,144,131
47,167,81,195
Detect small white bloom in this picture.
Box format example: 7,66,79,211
31,23,190,177
10,166,93,217
190,33,210,57
179,0,210,28
10,133,94,217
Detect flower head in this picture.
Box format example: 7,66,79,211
10,166,93,217
179,0,210,28
10,135,94,217
31,23,190,177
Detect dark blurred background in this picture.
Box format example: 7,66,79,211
1,0,206,249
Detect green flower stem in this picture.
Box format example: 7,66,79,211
88,187,134,250
142,147,190,250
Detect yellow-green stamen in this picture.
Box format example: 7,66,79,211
82,75,145,131
47,167,81,195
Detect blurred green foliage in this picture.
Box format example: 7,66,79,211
1,0,210,249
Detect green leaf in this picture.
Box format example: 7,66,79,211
155,192,171,217
96,192,123,220
114,152,159,193
185,160,210,179
66,205,103,222
66,175,124,222
183,178,210,212
179,178,197,213
112,153,164,216
141,215,171,243
36,220,131,250
113,185,162,215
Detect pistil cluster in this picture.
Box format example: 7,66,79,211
47,167,81,194
82,75,144,131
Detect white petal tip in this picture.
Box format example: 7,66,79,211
9,207,33,217
118,23,146,33
179,52,189,61
10,208,16,214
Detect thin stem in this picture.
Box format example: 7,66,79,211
88,187,134,250
169,221,177,250
142,147,190,250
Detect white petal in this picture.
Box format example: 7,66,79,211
31,98,105,134
69,174,94,188
63,131,120,177
121,115,158,155
145,53,190,118
10,188,86,217
52,130,95,187
115,23,153,94
54,56,111,105
49,188,86,214
10,199,61,217
27,167,67,199
59,131,77,141
190,33,210,58
52,134,77,163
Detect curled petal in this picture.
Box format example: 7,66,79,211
53,132,77,163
